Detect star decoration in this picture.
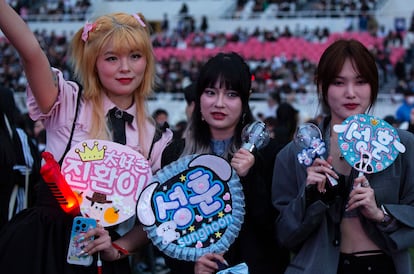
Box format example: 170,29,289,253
180,174,186,182
188,225,195,232
218,211,224,218
215,231,222,238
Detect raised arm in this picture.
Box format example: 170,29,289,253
0,1,58,113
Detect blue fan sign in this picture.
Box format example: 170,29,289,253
334,114,406,174
136,154,245,261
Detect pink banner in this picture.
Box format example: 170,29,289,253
62,139,152,227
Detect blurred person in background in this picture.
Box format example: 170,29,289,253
0,86,41,229
272,102,299,148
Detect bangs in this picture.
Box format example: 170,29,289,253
204,61,242,92
207,75,235,91
108,27,150,55
197,52,251,104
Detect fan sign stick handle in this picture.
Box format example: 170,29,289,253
97,252,102,274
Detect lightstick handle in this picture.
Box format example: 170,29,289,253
319,156,338,186
241,142,255,152
241,121,269,152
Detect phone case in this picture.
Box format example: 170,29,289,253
67,216,97,266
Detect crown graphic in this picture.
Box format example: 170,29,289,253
75,141,107,162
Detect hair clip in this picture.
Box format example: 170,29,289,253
132,14,146,27
81,21,97,42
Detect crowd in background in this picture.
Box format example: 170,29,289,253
2,22,413,92
235,0,381,19
2,0,414,148
7,0,91,21
8,0,381,20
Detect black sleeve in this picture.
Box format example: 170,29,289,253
240,139,283,228
160,138,185,168
408,122,414,134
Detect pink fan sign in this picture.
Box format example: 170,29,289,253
61,139,152,227
333,114,406,174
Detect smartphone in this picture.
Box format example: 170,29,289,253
67,216,97,266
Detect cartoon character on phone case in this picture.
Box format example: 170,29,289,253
67,216,97,266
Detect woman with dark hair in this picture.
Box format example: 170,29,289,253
161,52,289,274
272,39,414,274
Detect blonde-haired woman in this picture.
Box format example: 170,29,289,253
0,1,172,273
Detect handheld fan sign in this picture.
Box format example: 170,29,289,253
333,114,406,175
61,139,152,227
136,154,244,262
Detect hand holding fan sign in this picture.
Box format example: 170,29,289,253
333,114,406,178
43,139,153,268
136,154,244,262
135,121,269,262
61,139,153,227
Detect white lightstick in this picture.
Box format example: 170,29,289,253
241,121,270,152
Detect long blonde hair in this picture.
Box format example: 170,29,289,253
70,12,155,157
